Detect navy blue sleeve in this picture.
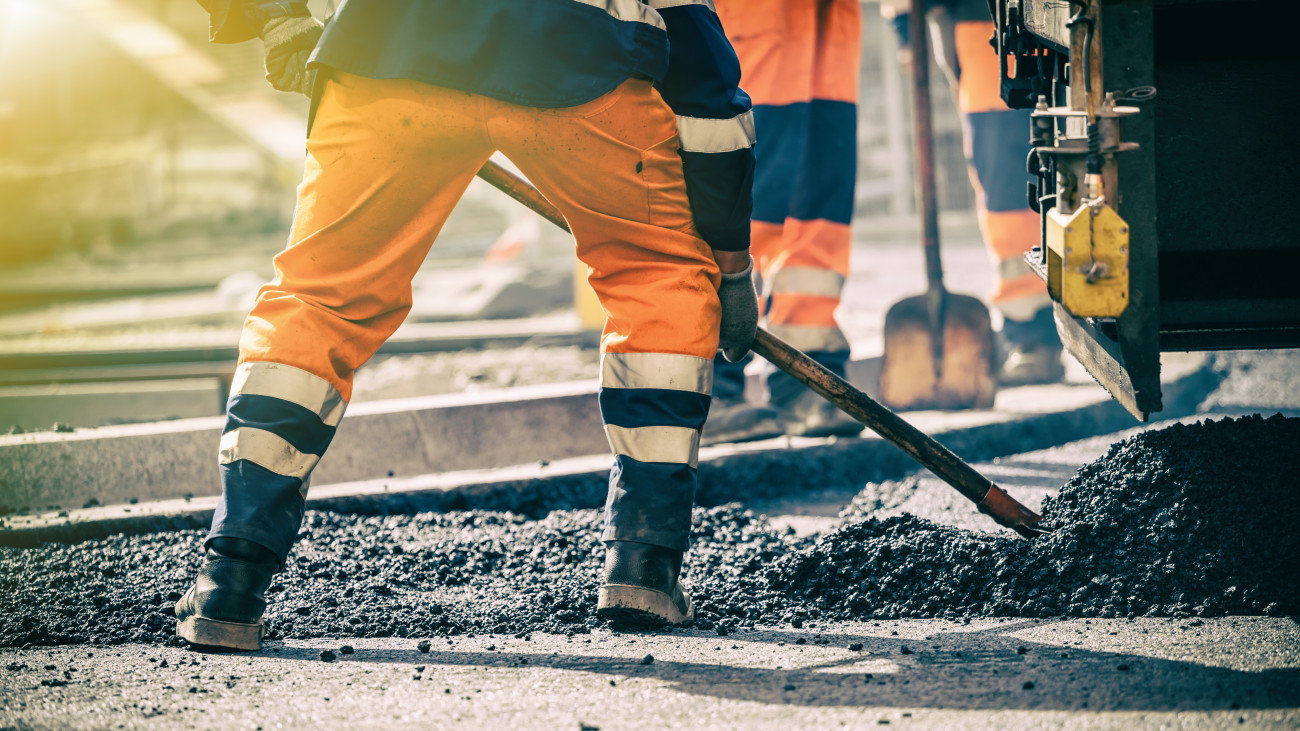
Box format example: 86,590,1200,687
651,2,755,252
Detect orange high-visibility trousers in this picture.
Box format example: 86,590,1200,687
210,72,721,559
953,19,1050,325
247,73,721,389
715,0,860,404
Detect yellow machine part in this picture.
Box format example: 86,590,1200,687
1045,204,1130,318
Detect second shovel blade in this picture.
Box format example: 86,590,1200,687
878,292,998,411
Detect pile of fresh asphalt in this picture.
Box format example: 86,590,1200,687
785,413,1300,620
2,414,1296,648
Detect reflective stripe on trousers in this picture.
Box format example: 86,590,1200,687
209,361,347,561
599,352,713,550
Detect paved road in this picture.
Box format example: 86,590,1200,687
5,397,1299,730
5,227,1297,728
3,617,1296,729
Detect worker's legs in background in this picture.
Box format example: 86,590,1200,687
711,0,863,443
490,78,718,624
179,71,497,648
766,0,861,434
951,15,1064,385
704,352,783,445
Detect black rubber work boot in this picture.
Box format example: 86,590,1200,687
779,390,864,438
699,396,785,446
999,343,1066,386
998,307,1065,386
597,540,694,627
175,537,278,651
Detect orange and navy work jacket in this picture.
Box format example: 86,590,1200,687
198,0,756,253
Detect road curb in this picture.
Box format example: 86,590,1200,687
0,313,591,387
0,354,1217,548
0,380,608,513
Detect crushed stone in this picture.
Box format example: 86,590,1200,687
778,414,1299,620
1,414,1296,648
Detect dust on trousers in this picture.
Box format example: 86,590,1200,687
211,72,724,561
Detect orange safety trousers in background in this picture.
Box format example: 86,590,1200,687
714,0,860,405
953,19,1052,328
210,72,721,560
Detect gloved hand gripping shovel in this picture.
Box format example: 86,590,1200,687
472,160,1048,538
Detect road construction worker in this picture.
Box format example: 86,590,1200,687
884,0,1064,384
698,0,867,446
176,0,759,648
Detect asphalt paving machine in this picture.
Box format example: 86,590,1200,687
991,0,1300,419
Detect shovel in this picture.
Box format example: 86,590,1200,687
877,0,997,411
471,160,1046,538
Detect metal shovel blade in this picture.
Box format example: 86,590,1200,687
878,292,997,410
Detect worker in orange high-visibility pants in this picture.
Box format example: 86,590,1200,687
885,0,1064,384
174,0,760,651
703,0,867,446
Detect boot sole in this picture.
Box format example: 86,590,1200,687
597,584,693,627
177,615,263,651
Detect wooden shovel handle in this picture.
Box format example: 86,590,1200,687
909,0,945,296
752,329,1044,537
475,159,1046,537
477,160,572,233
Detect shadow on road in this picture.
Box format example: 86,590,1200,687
248,621,1300,713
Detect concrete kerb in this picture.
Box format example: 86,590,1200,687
0,354,1216,548
0,380,609,513
0,378,228,432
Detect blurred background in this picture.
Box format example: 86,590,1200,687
0,0,987,432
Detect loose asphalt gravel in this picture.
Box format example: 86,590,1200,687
2,414,1296,649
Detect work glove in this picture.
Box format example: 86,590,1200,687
260,15,323,96
717,257,760,363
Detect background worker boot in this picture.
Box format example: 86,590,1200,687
700,396,785,446
175,537,278,651
999,343,1066,386
597,541,694,627
779,390,865,438
998,307,1065,386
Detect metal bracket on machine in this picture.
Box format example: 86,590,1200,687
1031,99,1139,322
1052,300,1150,420
994,0,1057,109
1025,251,1156,421
1018,0,1163,420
